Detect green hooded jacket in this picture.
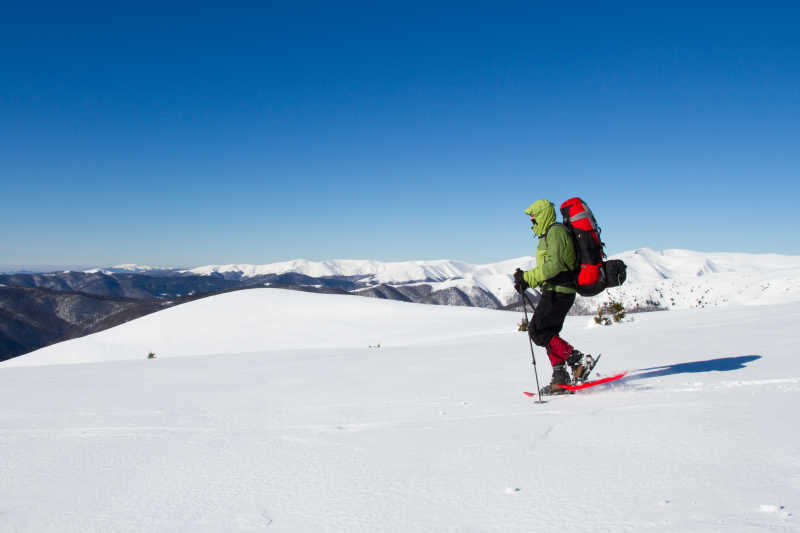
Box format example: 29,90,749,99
523,199,578,294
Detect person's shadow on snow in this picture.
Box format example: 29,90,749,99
626,355,762,381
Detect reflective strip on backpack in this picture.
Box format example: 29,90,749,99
567,211,592,223
567,204,599,231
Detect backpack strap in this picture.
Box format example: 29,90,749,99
543,222,564,238
542,223,578,288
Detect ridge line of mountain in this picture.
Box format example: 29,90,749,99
3,248,800,360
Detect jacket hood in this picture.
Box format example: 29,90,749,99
524,199,556,237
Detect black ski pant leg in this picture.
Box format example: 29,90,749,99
527,290,576,348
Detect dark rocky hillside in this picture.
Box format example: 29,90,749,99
0,272,243,299
0,286,175,361
359,284,502,308
0,271,360,299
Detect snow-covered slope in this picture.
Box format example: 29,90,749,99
613,248,800,283
3,289,509,367
0,289,796,531
585,248,800,312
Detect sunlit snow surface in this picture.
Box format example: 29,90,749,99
1,289,798,532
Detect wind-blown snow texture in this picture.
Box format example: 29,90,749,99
1,289,797,532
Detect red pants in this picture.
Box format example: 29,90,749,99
546,334,574,366
527,290,576,367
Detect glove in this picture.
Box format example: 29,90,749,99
513,268,529,294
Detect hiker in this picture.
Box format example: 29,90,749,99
513,199,595,395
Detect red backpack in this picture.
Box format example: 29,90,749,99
560,197,626,297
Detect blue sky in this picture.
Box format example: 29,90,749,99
2,4,798,267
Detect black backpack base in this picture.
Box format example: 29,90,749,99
575,259,627,297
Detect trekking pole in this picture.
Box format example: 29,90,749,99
521,290,544,403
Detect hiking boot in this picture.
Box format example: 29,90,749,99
539,365,571,396
569,351,596,382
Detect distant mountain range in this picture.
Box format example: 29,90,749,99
2,249,799,361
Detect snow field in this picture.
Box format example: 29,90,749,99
0,289,798,532
3,289,511,367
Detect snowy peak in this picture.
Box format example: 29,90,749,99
177,250,800,310
181,258,532,285
182,250,800,285
84,264,175,274
613,248,800,284
582,248,800,312
180,257,538,308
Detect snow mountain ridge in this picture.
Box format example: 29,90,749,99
74,248,800,313
177,248,800,311
179,248,800,283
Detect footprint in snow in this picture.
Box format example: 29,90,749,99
760,504,792,519
235,510,273,530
